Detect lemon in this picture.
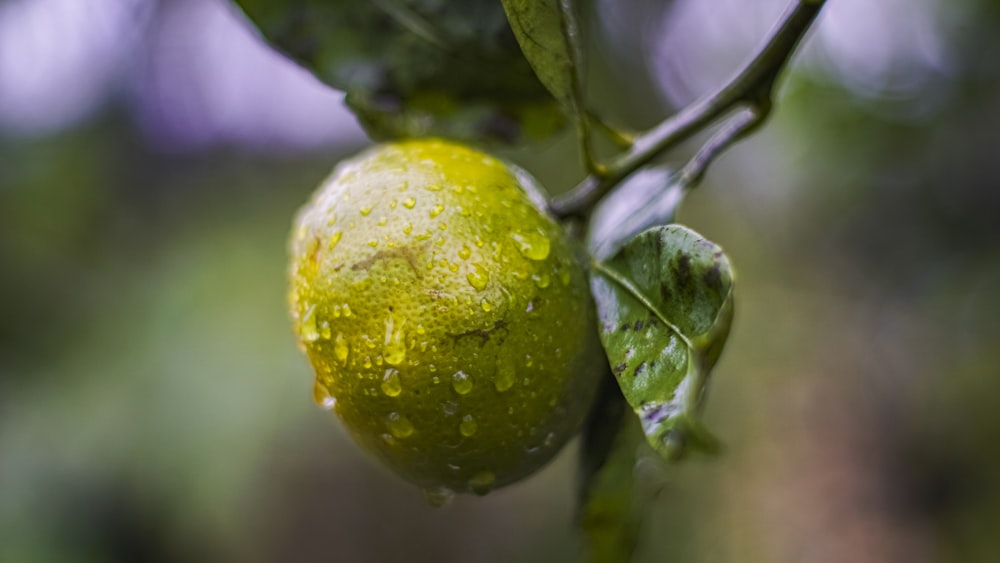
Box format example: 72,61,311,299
288,139,604,497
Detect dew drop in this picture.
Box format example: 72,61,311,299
403,197,416,209
328,231,343,250
383,316,407,366
451,371,474,395
334,333,349,364
480,299,492,312
532,272,551,288
377,216,388,226
494,356,516,392
558,268,571,286
458,245,472,260
468,471,496,495
430,204,445,218
319,320,331,340
386,412,414,438
363,356,373,369
466,263,489,291
459,414,478,437
367,239,379,247
313,380,336,410
360,206,373,216
403,222,413,235
300,305,319,342
381,368,402,397
423,487,455,508
381,433,397,446
343,303,353,317
425,183,443,192
510,230,551,261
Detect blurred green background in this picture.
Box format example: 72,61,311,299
2,0,999,561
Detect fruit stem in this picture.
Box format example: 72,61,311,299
549,0,826,219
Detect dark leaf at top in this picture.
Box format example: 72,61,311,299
232,0,566,145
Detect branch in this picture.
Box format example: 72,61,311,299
677,103,769,189
550,0,825,218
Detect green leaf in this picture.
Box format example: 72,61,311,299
500,0,582,114
231,0,565,145
590,225,734,461
577,375,648,563
587,166,684,261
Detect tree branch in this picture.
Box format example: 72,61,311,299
550,0,825,218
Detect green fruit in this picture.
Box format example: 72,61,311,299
288,138,603,498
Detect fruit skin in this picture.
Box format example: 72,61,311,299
288,138,604,496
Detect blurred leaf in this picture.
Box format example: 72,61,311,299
590,225,734,461
501,0,583,115
587,166,684,261
231,0,565,145
577,374,647,563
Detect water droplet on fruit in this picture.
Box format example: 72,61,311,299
300,305,319,342
532,272,551,288
360,206,372,216
459,414,478,437
558,267,571,286
468,471,496,495
334,333,349,364
403,197,416,209
381,369,402,397
383,316,407,366
423,487,455,507
494,357,515,392
342,303,353,317
377,216,387,226
403,222,413,235
458,246,472,260
466,263,489,290
313,381,336,410
319,320,331,340
386,412,414,438
425,183,443,192
430,204,445,218
451,371,473,395
480,299,492,312
510,230,550,261
328,231,343,250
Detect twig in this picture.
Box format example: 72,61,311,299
550,0,825,218
677,103,769,189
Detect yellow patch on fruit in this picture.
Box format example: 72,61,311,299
288,139,603,497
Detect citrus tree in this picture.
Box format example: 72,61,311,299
231,0,827,560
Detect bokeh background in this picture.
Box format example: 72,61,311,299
2,0,999,561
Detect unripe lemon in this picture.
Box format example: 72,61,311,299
288,139,603,498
